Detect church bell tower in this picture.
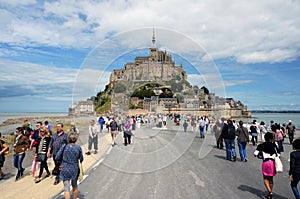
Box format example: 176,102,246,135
149,28,158,62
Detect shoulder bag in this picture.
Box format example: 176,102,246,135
78,159,84,182
274,148,283,173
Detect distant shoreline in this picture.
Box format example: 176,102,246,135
251,110,300,113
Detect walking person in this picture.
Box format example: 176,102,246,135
287,120,296,144
275,124,284,153
204,116,209,132
98,114,105,133
213,119,223,149
250,120,258,146
85,119,99,155
199,117,205,138
35,127,51,183
110,117,118,146
236,121,250,162
254,132,280,199
22,118,34,138
289,138,300,199
30,122,42,153
162,115,167,127
260,121,268,143
123,118,132,146
221,119,237,161
0,132,9,180
191,117,196,132
47,123,68,185
56,133,84,199
44,121,52,135
68,122,79,139
183,120,188,132
13,127,30,181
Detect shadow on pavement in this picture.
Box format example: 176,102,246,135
214,154,227,161
238,184,289,199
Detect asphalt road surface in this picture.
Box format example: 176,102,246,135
57,120,294,199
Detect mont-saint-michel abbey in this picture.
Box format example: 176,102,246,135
70,30,251,118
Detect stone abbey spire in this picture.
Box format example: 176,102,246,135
152,27,156,47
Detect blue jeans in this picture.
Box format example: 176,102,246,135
278,140,284,152
224,139,236,160
200,126,204,137
238,141,247,161
291,174,300,199
100,124,103,133
13,153,25,178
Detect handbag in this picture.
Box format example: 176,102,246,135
78,159,84,182
52,144,67,175
52,166,60,176
37,153,47,162
4,147,9,155
275,156,283,173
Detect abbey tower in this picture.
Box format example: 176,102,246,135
109,29,187,88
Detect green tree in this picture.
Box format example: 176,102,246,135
159,89,173,98
131,89,155,99
201,86,209,94
176,94,184,103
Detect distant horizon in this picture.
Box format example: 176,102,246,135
1,109,300,114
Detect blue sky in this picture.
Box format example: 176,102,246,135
0,0,300,112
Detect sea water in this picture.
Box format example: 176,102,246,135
242,112,300,129
0,112,67,124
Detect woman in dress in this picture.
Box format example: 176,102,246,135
35,127,51,183
56,133,83,199
13,127,30,181
254,132,280,199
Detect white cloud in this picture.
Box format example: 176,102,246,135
0,0,299,64
0,59,77,100
236,49,299,64
0,60,76,85
0,0,36,6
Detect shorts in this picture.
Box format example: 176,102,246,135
111,131,118,137
262,160,276,177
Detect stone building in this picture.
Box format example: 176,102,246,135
109,29,187,88
69,100,95,116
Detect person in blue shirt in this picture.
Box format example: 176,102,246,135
98,114,105,133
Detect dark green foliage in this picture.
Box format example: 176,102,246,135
176,94,184,103
129,101,143,109
131,89,155,99
159,88,174,98
114,82,127,93
201,86,209,94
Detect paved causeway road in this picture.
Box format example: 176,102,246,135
63,119,294,199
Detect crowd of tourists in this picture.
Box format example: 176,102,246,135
210,117,298,199
0,113,299,198
0,119,82,199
